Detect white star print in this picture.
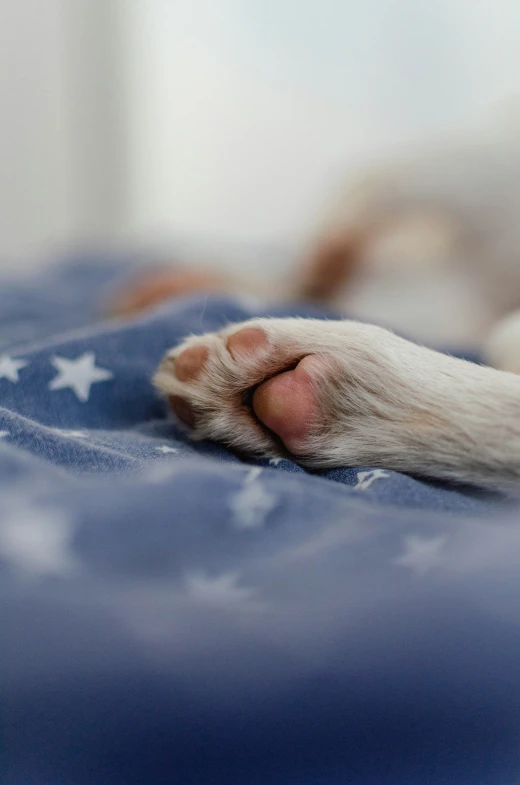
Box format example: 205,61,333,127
155,445,178,454
394,534,448,576
245,467,263,484
184,571,257,607
48,352,113,402
0,355,27,382
145,463,177,484
0,503,80,578
269,458,284,467
0,431,9,439
354,469,390,490
230,470,277,530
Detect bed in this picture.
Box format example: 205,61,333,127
2,255,520,784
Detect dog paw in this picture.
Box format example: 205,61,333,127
154,317,442,470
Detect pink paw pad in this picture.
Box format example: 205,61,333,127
226,327,268,358
253,355,318,452
175,345,209,382
169,395,196,427
169,346,209,426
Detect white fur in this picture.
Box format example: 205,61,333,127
155,317,520,494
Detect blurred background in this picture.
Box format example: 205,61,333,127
1,0,519,275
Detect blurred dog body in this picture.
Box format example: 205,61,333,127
111,122,520,370
308,126,520,350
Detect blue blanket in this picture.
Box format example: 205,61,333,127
2,257,519,784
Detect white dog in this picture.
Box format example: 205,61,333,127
118,123,520,492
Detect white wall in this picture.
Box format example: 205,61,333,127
0,0,125,269
120,0,520,256
1,0,520,269
0,0,71,266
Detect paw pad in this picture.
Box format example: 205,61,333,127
154,319,337,462
175,345,209,382
226,327,269,359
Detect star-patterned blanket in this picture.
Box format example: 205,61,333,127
2,256,520,785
